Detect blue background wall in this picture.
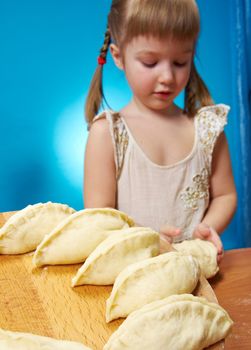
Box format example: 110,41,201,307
0,1,250,249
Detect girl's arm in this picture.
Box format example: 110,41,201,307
201,132,237,233
193,132,237,260
84,119,117,208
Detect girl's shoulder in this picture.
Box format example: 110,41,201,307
195,103,230,130
91,109,126,138
91,110,129,180
195,103,230,155
92,109,121,125
195,103,230,121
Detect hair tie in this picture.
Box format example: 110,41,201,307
98,56,106,65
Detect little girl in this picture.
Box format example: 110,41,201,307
84,0,237,261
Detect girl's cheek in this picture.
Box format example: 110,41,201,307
179,70,191,86
138,65,151,74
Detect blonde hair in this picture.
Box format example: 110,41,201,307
85,0,213,124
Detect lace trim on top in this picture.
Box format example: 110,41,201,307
196,104,229,159
179,104,230,214
92,111,129,179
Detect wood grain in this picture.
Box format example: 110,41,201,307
210,248,251,350
0,254,123,349
0,212,122,350
0,211,228,349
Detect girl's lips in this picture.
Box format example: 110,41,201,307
153,91,172,99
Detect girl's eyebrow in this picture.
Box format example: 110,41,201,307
136,50,158,55
136,49,193,55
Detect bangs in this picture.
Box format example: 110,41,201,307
123,0,200,45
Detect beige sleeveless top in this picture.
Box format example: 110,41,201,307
93,104,229,242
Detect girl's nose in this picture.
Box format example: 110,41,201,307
159,64,174,85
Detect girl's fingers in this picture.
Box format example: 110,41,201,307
210,229,223,254
160,235,173,244
194,224,224,257
197,223,211,238
204,227,224,258
209,227,222,245
159,226,181,245
161,223,224,261
193,227,210,240
217,250,224,263
160,225,181,236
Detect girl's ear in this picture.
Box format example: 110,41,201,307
110,44,124,70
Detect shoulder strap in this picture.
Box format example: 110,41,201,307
196,104,230,159
92,110,129,180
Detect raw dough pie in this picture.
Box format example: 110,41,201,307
104,294,233,350
106,251,200,322
72,227,159,286
33,208,134,266
0,202,75,254
0,328,91,350
173,239,219,278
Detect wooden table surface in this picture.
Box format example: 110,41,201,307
210,247,251,349
0,211,250,349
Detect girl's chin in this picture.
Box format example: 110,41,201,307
132,97,175,113
148,101,174,112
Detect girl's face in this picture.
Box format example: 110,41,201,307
111,35,194,113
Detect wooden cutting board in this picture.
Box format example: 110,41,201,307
0,211,225,349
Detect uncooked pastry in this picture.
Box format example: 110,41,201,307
106,251,200,322
72,227,159,286
0,202,75,254
104,294,233,350
173,239,219,278
0,328,91,350
33,208,134,266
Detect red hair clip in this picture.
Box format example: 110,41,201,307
98,56,106,65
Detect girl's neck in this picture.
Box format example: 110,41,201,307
123,97,184,121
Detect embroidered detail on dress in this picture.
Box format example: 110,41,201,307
112,113,129,179
91,111,129,179
180,168,209,210
196,106,228,157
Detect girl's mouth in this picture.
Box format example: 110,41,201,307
153,91,172,99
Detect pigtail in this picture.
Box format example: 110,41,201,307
185,62,214,117
85,28,111,126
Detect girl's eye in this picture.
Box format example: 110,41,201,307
174,61,188,67
141,61,157,68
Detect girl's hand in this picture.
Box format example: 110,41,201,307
193,223,224,263
159,224,181,243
